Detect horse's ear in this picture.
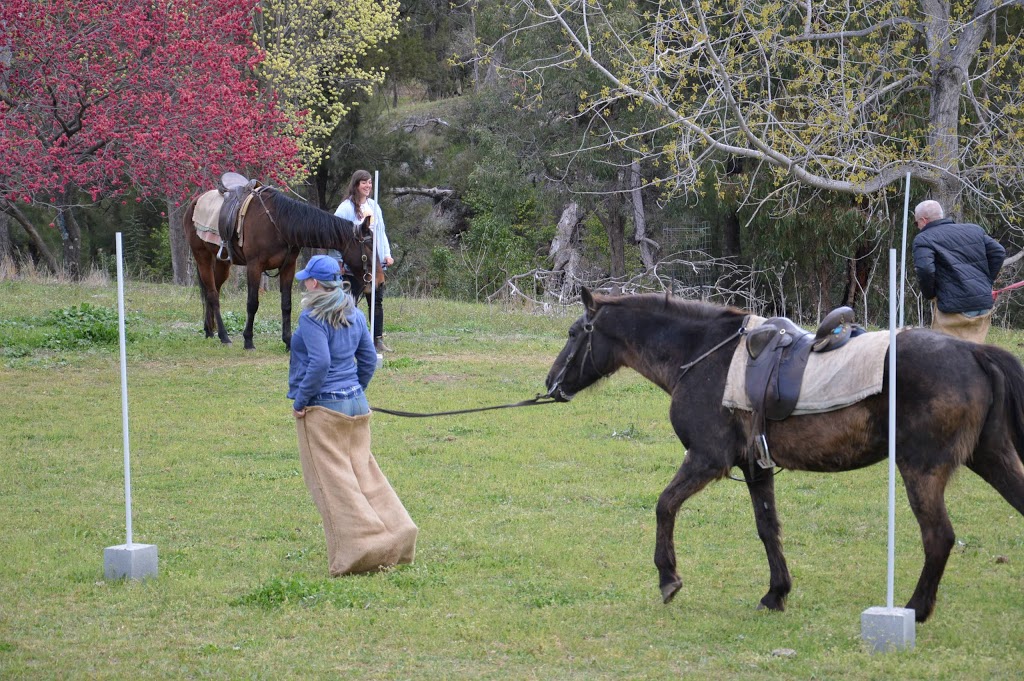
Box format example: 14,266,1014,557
581,287,598,316
358,216,372,236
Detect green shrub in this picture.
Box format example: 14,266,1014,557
43,303,128,348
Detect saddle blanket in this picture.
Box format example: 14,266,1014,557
722,315,896,415
193,190,224,245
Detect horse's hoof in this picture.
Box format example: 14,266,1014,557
661,580,682,604
757,595,785,612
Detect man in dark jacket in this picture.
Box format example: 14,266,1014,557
912,200,1005,342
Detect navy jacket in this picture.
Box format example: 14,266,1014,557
912,217,1005,313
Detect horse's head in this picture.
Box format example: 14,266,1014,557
343,216,376,297
546,288,619,402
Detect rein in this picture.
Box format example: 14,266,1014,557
372,394,558,417
677,316,749,379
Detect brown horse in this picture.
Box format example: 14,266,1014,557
183,187,374,350
545,288,1024,622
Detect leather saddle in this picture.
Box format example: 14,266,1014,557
216,173,263,263
743,306,864,469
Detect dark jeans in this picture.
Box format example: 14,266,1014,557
345,276,385,339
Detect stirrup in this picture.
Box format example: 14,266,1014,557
754,433,776,469
216,243,230,262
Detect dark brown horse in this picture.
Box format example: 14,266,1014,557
183,187,374,350
545,288,1024,622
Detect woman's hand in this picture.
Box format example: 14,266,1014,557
294,408,306,419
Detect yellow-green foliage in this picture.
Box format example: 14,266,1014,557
253,0,401,169
537,0,1024,231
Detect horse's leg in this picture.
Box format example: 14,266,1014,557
899,462,956,622
741,465,791,611
195,251,231,344
279,255,298,351
655,452,728,603
211,259,232,344
242,265,262,350
196,263,217,339
967,441,1024,518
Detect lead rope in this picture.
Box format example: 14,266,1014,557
371,394,558,417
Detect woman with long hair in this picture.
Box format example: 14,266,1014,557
289,254,376,416
289,254,417,576
334,169,394,353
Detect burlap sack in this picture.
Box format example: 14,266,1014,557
931,300,993,343
295,406,417,576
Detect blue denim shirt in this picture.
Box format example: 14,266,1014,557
287,308,376,411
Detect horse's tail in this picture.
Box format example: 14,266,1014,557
974,343,1024,461
181,197,209,310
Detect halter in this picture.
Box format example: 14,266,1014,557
547,307,605,401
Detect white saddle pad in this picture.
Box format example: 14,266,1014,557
722,316,895,415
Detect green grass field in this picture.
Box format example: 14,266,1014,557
1,279,1022,679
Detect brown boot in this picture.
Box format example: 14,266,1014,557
374,337,392,353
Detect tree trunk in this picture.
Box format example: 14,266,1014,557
312,165,330,210
927,61,963,214
168,197,192,286
841,242,873,308
599,184,626,287
1,201,60,273
548,202,583,301
920,0,987,217
57,202,82,280
723,210,742,257
0,210,12,264
629,160,658,270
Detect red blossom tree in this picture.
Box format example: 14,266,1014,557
0,0,304,278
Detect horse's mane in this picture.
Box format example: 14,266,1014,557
264,189,355,249
594,291,746,323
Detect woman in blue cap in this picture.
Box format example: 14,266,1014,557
289,254,418,576
288,254,377,417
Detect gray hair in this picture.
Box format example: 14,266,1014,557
302,279,355,328
914,200,944,224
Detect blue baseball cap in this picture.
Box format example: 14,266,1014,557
295,254,341,282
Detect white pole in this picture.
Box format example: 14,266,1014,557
899,172,911,328
115,233,133,547
369,170,379,342
887,248,897,608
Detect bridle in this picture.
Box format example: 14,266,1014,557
546,307,605,401
345,220,375,294
357,230,374,290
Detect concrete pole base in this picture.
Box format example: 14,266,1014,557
861,606,915,652
104,543,158,581
376,353,384,369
